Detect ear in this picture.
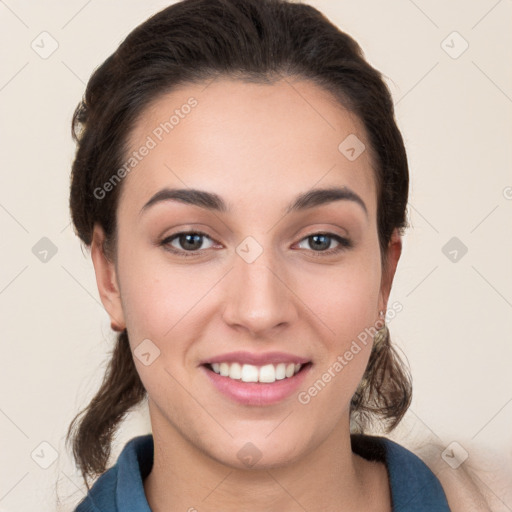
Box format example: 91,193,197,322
91,223,126,332
378,227,402,314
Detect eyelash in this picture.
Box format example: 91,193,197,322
159,230,353,258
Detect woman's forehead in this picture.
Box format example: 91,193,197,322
121,77,377,217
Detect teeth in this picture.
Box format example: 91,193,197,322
241,363,258,382
259,364,277,382
209,362,304,383
229,362,242,380
275,363,286,380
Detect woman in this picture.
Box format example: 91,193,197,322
66,0,464,509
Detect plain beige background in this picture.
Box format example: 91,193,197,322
0,0,511,510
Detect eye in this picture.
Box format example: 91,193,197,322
296,233,352,256
160,231,216,256
159,230,352,258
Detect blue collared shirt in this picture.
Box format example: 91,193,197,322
74,434,451,511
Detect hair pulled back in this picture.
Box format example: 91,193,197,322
67,0,411,488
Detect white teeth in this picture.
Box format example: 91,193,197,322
229,362,242,380
241,364,259,382
259,364,276,383
208,361,304,383
275,363,286,380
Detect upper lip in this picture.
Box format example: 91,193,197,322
200,351,311,366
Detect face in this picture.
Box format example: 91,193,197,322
92,77,401,469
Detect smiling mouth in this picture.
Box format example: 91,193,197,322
203,361,312,384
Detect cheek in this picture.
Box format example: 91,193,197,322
325,276,380,342
303,254,381,344
295,247,381,400
294,267,378,423
117,244,212,340
116,251,210,412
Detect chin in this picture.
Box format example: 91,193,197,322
206,435,307,471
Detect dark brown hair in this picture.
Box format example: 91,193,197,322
67,0,412,488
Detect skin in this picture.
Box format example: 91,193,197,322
91,77,402,511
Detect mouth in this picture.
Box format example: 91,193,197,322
203,361,312,384
200,360,313,406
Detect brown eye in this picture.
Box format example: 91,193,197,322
296,233,352,255
160,231,215,256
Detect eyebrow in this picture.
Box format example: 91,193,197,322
139,186,368,218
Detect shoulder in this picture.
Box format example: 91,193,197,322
407,441,493,512
73,434,154,512
351,434,452,511
73,465,119,511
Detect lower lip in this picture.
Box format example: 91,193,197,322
201,363,312,406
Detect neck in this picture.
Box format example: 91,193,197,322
143,403,390,512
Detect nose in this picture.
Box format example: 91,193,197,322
221,243,298,337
